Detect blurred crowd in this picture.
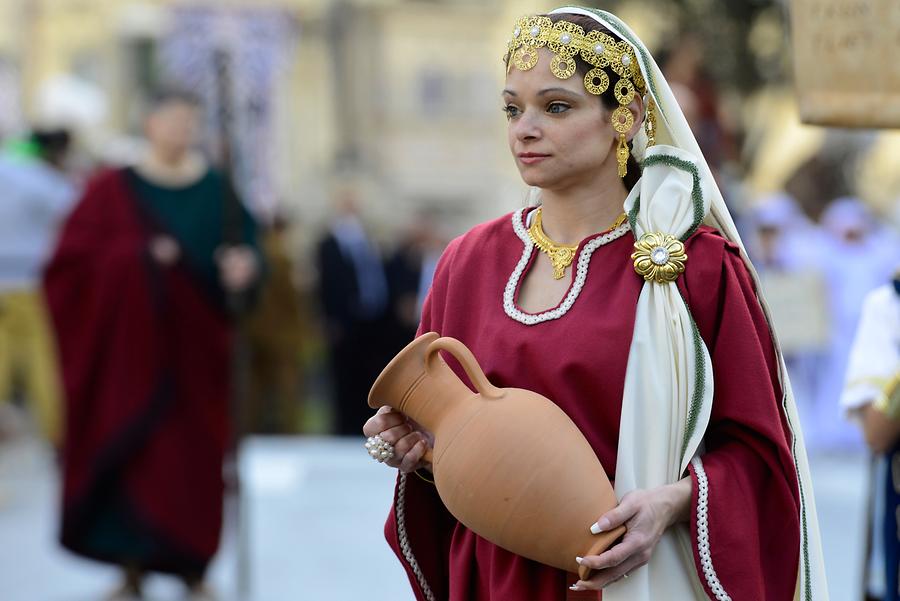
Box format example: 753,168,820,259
744,191,899,450
0,93,452,600
0,117,452,447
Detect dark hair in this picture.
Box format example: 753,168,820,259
545,13,643,190
148,87,202,112
29,128,71,165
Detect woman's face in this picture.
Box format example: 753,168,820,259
503,48,616,191
146,100,201,158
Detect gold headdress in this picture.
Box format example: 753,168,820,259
503,15,654,177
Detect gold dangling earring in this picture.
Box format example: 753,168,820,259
616,134,629,178
611,106,634,179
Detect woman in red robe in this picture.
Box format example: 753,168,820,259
44,92,260,600
364,7,827,601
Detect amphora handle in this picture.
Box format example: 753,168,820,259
425,337,503,401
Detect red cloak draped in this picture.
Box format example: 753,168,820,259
383,209,800,600
44,169,231,574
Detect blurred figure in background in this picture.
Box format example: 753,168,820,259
244,213,306,434
746,194,830,448
0,128,77,447
316,191,390,436
385,209,446,350
659,33,734,181
842,268,900,601
819,198,899,448
44,91,261,601
746,193,823,271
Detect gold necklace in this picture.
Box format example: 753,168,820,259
527,208,628,280
528,208,578,279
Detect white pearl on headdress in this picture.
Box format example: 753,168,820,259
560,33,572,44
594,43,605,55
530,25,540,37
514,27,521,38
621,54,632,66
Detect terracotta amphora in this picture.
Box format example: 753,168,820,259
368,331,624,579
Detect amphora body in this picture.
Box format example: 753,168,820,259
368,332,624,578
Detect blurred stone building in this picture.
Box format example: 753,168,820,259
0,0,573,243
7,0,900,236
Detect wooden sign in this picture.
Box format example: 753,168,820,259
791,0,900,128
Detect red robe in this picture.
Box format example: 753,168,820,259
384,209,800,600
44,169,233,574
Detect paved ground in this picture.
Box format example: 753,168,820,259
0,435,873,601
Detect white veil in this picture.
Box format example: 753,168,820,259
549,6,828,600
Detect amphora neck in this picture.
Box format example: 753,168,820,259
368,333,502,434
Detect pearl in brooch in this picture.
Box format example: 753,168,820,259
651,247,670,265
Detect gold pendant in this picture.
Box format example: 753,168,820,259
549,248,575,279
527,208,627,280
528,208,578,280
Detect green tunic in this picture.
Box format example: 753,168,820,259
125,167,260,300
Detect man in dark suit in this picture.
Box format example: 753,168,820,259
317,193,390,435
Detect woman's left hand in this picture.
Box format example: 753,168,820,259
571,476,691,592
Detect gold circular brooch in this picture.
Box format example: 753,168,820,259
631,232,688,283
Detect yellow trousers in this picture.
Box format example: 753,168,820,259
0,289,62,445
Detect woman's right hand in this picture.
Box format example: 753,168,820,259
363,406,433,474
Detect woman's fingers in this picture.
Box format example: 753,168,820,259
384,431,427,469
363,407,433,473
574,492,659,591
590,493,637,534
379,422,413,445
573,483,691,592
399,439,429,473
575,530,653,590
577,530,648,571
572,550,650,591
362,406,407,437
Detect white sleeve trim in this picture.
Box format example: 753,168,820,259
691,456,733,601
395,473,437,601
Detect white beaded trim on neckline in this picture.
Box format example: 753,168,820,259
691,456,732,601
503,208,631,325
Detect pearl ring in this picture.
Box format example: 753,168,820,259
365,434,395,463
